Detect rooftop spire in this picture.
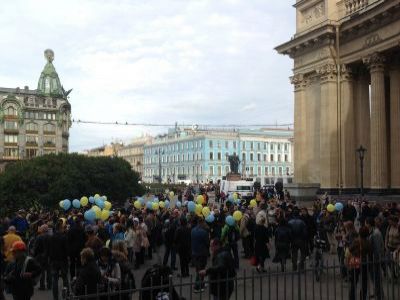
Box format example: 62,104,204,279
37,49,70,98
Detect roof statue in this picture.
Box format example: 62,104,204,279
37,49,72,98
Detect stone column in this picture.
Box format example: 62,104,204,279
363,53,388,191
390,65,400,189
340,65,356,189
290,73,307,184
317,63,339,190
354,72,371,189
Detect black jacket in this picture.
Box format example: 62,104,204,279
74,260,101,296
207,247,236,300
174,225,191,253
342,205,357,222
4,255,42,298
33,233,51,265
67,224,87,257
49,231,69,263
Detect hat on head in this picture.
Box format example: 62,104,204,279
11,241,26,252
7,226,16,233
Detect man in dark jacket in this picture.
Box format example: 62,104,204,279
49,220,69,300
162,214,178,271
33,224,52,290
4,241,41,300
191,217,209,292
67,217,86,278
73,248,101,298
288,208,307,271
199,238,235,300
342,201,357,223
174,217,191,277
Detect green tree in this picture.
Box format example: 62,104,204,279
0,153,144,214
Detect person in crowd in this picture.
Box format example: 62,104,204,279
97,247,121,293
220,217,240,269
3,226,22,264
365,217,384,300
254,216,270,273
239,209,252,259
49,220,69,300
124,219,135,263
346,227,371,300
199,238,236,300
342,200,358,223
191,217,209,293
73,248,102,298
4,241,41,300
385,215,400,253
319,207,336,254
288,208,307,271
273,217,292,272
33,224,52,290
300,207,315,257
67,215,86,278
162,213,178,271
174,217,191,278
97,220,110,244
85,225,103,259
111,241,135,297
10,211,29,238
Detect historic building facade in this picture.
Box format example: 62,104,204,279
276,0,400,194
142,127,293,184
0,49,71,165
117,136,153,178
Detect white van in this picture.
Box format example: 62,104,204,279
221,180,254,199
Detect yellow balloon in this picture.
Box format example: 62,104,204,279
134,201,141,209
152,202,159,210
104,201,112,210
249,199,257,208
95,209,101,219
159,201,165,208
233,210,243,221
101,210,110,221
197,195,204,205
80,196,89,207
94,194,100,198
202,207,210,217
59,200,64,208
327,204,335,213
233,193,238,200
195,204,202,214
92,205,101,212
102,195,107,201
169,191,174,198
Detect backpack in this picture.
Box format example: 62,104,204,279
22,256,41,287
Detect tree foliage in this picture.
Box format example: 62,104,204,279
0,153,144,213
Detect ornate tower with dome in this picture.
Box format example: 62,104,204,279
0,49,71,169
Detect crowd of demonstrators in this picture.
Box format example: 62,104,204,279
0,186,399,300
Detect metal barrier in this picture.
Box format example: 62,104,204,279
63,259,400,300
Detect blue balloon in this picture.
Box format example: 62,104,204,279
84,209,96,222
188,201,196,213
146,201,153,210
225,215,235,226
183,200,188,207
227,195,234,203
176,201,182,208
63,199,71,211
95,198,105,209
153,197,159,203
165,200,170,208
89,196,95,204
138,197,145,205
335,202,344,212
205,214,215,223
72,199,80,209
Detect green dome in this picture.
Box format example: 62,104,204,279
37,49,64,98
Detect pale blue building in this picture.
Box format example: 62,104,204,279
143,127,293,185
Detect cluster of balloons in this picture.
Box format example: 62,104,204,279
133,197,170,211
327,202,344,213
58,194,112,223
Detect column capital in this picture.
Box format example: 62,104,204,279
316,63,337,82
290,73,307,91
340,64,354,81
363,52,385,73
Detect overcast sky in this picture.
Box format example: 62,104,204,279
0,0,295,152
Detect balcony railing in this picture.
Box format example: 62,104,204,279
345,0,368,15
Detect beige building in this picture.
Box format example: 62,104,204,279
117,136,153,178
85,142,123,157
276,0,400,195
0,49,71,166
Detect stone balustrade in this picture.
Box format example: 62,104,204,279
345,0,369,15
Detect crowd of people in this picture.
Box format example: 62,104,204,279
0,186,399,300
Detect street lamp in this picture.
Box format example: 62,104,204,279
356,145,367,197
155,148,164,184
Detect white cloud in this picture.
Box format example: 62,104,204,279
0,0,296,152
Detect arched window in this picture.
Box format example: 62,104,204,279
44,123,56,133
26,123,39,132
5,106,17,116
